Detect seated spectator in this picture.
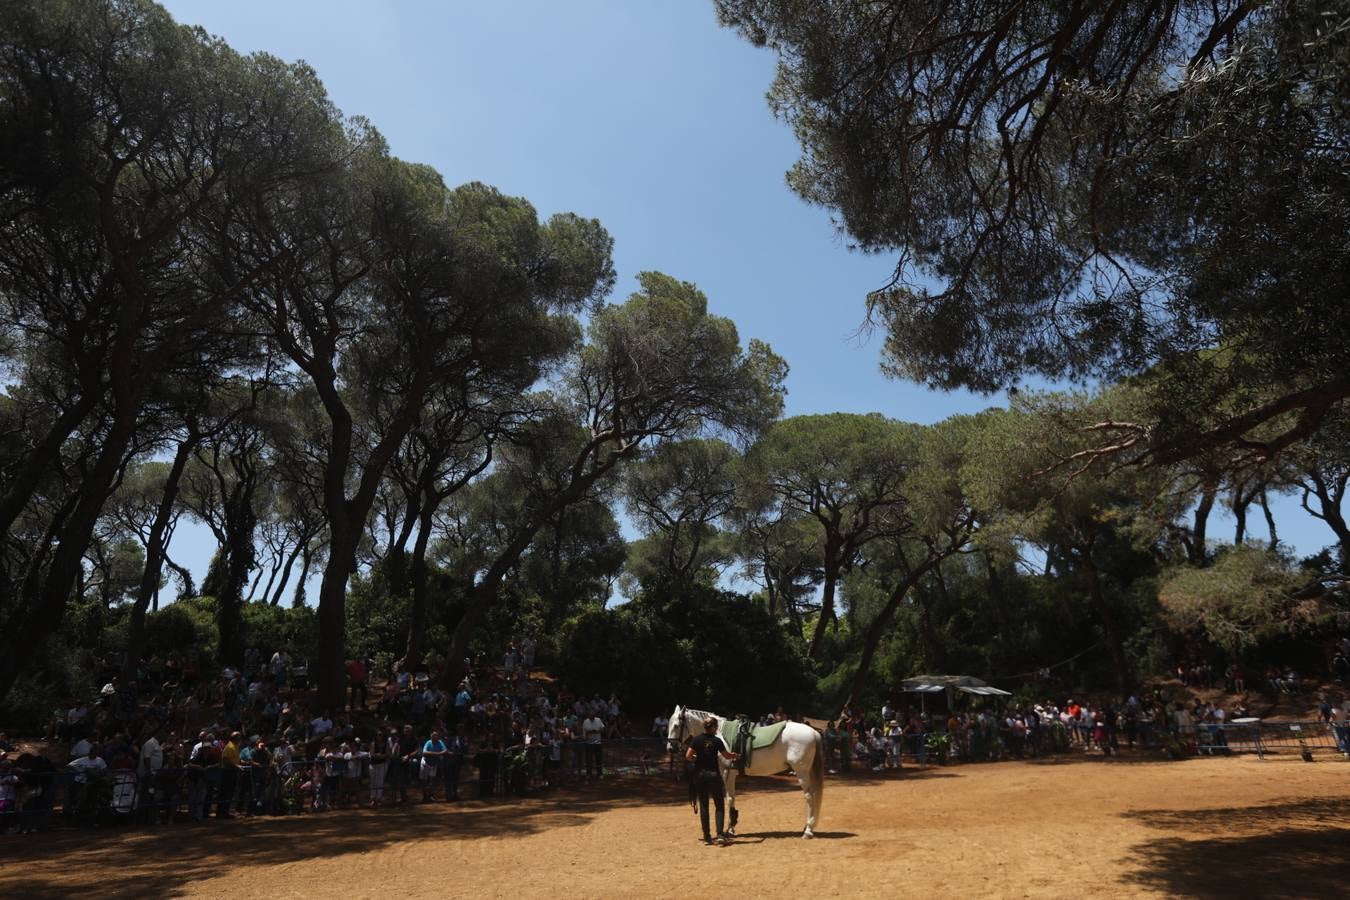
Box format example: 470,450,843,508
311,710,334,738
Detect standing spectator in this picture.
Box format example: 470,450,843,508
341,741,367,807
186,732,216,821
420,730,447,802
444,728,467,801
66,744,108,819
249,739,273,814
346,657,368,711
452,682,472,728
582,710,605,780
1332,699,1349,754
474,737,501,798
318,741,342,810
369,733,390,806
269,649,289,689
377,679,402,720
652,712,669,738
886,719,905,768
137,727,164,820
386,727,412,805
0,759,18,824
521,637,537,671
503,643,518,677
218,732,242,818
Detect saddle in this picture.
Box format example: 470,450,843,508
722,717,787,774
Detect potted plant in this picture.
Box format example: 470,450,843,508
925,731,953,765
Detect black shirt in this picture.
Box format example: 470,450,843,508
688,733,727,773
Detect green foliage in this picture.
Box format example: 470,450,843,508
554,579,813,715
143,599,217,658
1158,545,1327,653
345,570,414,659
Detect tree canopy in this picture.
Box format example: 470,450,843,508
717,0,1350,464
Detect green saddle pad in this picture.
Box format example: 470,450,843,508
720,719,787,751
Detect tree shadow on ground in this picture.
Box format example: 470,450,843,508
1119,796,1350,899
0,777,693,899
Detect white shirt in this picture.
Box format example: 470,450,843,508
652,715,669,736
583,716,604,743
69,739,92,759
69,755,108,783
139,737,163,776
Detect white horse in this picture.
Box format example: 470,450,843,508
667,704,824,839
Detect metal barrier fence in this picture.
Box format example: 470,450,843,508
1192,720,1348,759
0,738,677,834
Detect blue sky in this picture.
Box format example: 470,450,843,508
157,0,1327,583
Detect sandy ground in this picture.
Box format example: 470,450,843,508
5,754,1348,899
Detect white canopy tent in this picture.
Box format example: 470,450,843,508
900,674,1012,710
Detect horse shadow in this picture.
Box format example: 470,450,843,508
729,830,856,842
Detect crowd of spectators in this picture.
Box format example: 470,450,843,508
7,639,1350,834
0,637,657,834
820,677,1350,773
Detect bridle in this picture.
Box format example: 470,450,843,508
672,703,721,747
671,704,689,747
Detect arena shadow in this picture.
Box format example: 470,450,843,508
1118,796,1350,898
729,830,855,842
1025,751,1197,766
0,778,694,899
824,767,959,785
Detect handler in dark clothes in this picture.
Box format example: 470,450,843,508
685,715,739,845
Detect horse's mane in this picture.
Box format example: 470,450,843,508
680,706,719,721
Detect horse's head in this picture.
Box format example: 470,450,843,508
667,704,685,744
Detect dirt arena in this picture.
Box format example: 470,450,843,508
6,754,1348,899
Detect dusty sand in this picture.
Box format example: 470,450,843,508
6,754,1348,899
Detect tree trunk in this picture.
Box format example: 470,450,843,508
126,435,194,677
843,561,937,710
244,564,266,603
807,548,839,659
404,498,438,670
1084,557,1132,692
292,547,312,609
1258,488,1278,548
1191,485,1215,563
269,539,305,606
314,528,358,712
0,411,138,704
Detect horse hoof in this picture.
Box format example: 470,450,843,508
802,831,814,839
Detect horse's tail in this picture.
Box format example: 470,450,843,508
809,727,825,825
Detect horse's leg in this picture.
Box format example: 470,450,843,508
723,768,738,835
785,739,816,838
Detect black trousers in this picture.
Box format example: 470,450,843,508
695,770,725,839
